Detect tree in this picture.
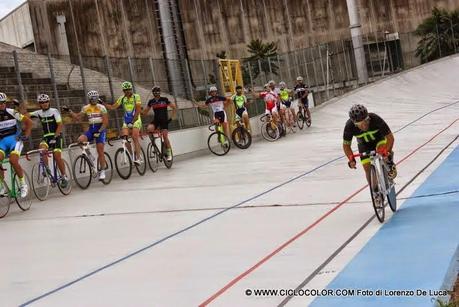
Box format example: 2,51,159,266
243,39,280,81
415,7,459,63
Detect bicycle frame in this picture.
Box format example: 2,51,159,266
0,159,19,198
69,142,98,174
26,149,59,184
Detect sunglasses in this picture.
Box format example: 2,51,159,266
0,101,6,105
39,101,49,104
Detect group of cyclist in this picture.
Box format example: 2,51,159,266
0,76,397,209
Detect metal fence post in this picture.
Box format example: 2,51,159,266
268,57,273,81
326,46,330,99
48,52,66,145
127,56,136,93
318,45,326,87
311,48,319,87
277,54,283,81
302,49,311,87
104,56,119,130
12,51,25,102
148,57,156,85
365,33,374,78
247,62,254,90
184,58,195,101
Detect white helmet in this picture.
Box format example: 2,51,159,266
87,90,99,101
208,86,218,93
296,76,303,81
37,94,50,103
279,81,286,88
0,92,7,102
268,80,275,86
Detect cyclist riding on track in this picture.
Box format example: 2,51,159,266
343,104,397,186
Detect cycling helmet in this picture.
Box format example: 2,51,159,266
37,94,50,103
87,90,99,103
209,86,218,93
152,85,161,92
235,85,242,90
279,81,286,88
268,80,275,86
296,76,303,81
349,104,368,123
0,92,7,102
122,81,133,90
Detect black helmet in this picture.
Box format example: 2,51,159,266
349,104,368,122
236,85,242,90
152,85,160,92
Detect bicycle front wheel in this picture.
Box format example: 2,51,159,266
261,122,279,142
72,155,93,190
115,148,132,180
147,142,159,173
382,163,397,212
14,172,33,211
57,159,73,196
135,147,147,176
31,163,51,201
369,165,385,223
232,127,252,149
296,111,305,130
162,142,173,169
207,131,230,156
98,152,113,185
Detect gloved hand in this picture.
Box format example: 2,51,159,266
48,138,57,145
376,146,389,157
62,106,70,112
127,123,133,129
347,154,357,169
93,132,101,138
17,135,29,142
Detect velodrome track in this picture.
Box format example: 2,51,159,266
1,55,458,307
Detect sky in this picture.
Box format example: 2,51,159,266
0,0,25,20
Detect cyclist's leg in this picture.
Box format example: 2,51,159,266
52,137,66,176
9,138,25,181
120,125,132,153
0,150,5,185
221,112,230,139
242,111,251,132
131,127,141,160
39,139,50,167
95,130,107,169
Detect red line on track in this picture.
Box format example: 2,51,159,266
199,118,458,306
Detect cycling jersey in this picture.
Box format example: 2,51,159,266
30,108,62,137
279,89,289,102
148,97,171,130
205,95,226,114
231,94,247,109
81,104,107,126
0,108,24,156
0,108,23,138
260,90,278,111
115,94,142,124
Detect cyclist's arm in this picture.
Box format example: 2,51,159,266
133,102,141,122
68,110,83,121
343,143,353,160
384,133,395,152
105,98,121,110
101,112,109,131
20,115,33,138
169,101,177,119
141,105,151,116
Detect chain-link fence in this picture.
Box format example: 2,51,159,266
1,21,458,153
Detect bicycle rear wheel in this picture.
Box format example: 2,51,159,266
232,126,252,149
97,152,113,185
369,165,385,223
135,147,147,176
207,131,230,156
0,186,10,218
31,163,50,201
296,111,305,130
147,142,159,172
115,148,132,180
57,160,73,195
72,155,93,189
14,172,33,211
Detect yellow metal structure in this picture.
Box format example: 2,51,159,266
218,59,243,132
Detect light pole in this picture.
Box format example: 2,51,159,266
345,0,368,84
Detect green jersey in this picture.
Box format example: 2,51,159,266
231,94,247,109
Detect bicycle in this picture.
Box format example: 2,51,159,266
354,151,397,223
109,136,147,179
69,142,113,189
0,159,32,219
231,115,252,149
207,121,231,156
147,130,173,172
296,104,311,130
260,113,280,142
26,149,72,201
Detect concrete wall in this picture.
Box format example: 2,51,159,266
180,0,459,59
0,2,34,49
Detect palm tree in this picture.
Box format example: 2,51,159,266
415,7,459,63
243,39,280,81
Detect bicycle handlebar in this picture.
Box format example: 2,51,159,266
25,149,53,161
352,151,378,158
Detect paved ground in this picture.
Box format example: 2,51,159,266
1,55,458,307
